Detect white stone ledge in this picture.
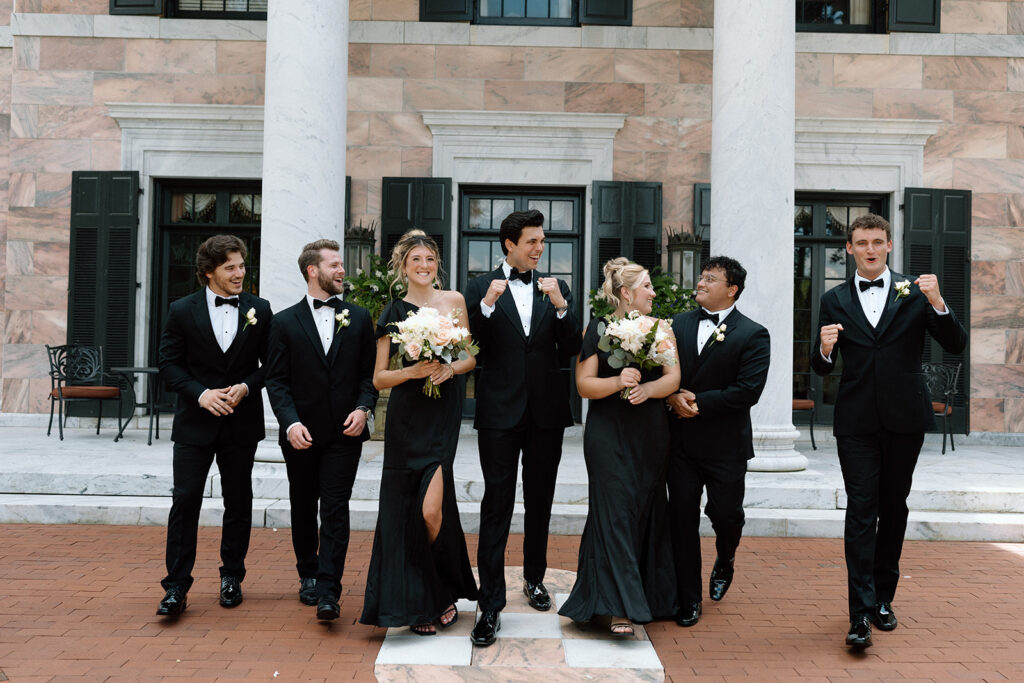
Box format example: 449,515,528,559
796,31,889,54
93,14,159,38
0,25,11,48
889,32,956,55
404,20,469,45
582,24,647,48
956,33,1024,57
11,12,264,41
470,23,579,47
350,19,403,43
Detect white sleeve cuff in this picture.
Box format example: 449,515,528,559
480,300,495,318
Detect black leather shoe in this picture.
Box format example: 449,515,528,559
219,576,243,608
675,601,702,627
523,581,551,611
470,610,501,646
873,601,897,631
709,556,735,601
316,598,340,621
846,616,873,648
156,587,187,617
298,578,317,606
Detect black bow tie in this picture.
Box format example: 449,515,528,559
215,296,239,307
859,278,885,291
508,267,532,285
699,309,719,325
313,298,342,310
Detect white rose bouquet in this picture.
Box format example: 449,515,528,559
596,310,677,400
388,306,479,398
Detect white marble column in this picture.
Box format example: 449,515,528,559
710,0,806,471
260,0,349,314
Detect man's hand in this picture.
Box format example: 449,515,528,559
482,278,509,307
915,274,946,312
225,383,248,408
342,409,367,437
819,323,844,358
199,387,234,416
667,389,699,418
536,277,566,309
287,423,313,449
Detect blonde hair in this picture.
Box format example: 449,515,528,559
601,257,648,309
389,229,445,291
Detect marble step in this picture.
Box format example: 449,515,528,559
2,493,1023,542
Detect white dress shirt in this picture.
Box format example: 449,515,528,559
206,286,239,353
307,294,341,355
697,304,735,353
479,260,566,335
854,268,891,328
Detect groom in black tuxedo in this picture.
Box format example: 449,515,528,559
464,209,582,646
812,213,966,648
667,256,770,628
265,239,377,622
157,234,273,617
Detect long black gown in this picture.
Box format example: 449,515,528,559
558,317,677,624
360,300,478,627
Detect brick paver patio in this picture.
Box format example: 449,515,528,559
1,525,1023,681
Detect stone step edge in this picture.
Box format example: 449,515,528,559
2,495,1023,542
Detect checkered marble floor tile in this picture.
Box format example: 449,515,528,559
374,567,664,682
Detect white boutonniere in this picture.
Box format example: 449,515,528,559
893,280,911,303
335,309,350,333
537,277,548,301
242,307,257,331
703,323,727,350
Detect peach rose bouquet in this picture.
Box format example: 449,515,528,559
597,310,677,400
388,306,479,398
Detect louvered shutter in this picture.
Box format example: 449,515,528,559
420,0,472,21
110,0,163,14
590,181,663,288
903,187,970,433
580,0,632,25
380,177,452,284
889,0,940,32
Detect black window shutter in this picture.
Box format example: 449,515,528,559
580,0,633,25
693,182,711,266
69,171,140,373
380,177,452,283
420,0,472,21
903,186,970,433
110,0,163,15
590,180,662,288
889,0,940,33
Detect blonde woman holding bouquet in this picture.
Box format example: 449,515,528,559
359,230,479,635
559,257,680,635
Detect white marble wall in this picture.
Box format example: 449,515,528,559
710,0,804,471
260,1,349,312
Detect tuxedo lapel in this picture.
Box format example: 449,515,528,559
296,299,329,367
326,305,348,366
528,271,546,340
223,294,250,364
493,268,527,343
873,272,907,340
190,292,224,356
836,278,874,338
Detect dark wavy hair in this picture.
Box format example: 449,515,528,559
499,209,544,256
196,234,246,286
701,255,747,301
847,213,891,242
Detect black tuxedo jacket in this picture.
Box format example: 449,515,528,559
265,298,378,446
669,308,771,461
159,290,273,447
811,271,967,436
465,267,582,431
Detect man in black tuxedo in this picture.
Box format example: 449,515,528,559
812,213,967,648
464,209,582,646
667,256,770,628
157,234,273,617
265,239,377,622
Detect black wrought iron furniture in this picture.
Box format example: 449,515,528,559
792,398,817,450
111,366,161,445
45,344,124,441
922,361,962,455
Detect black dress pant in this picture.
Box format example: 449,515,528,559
667,452,747,604
837,430,923,620
163,438,256,591
476,424,564,611
283,437,362,601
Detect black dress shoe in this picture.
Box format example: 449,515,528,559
156,587,187,617
470,610,501,646
316,598,340,621
523,580,551,611
846,616,873,648
709,556,735,601
219,576,243,608
675,601,702,627
873,601,897,631
298,578,317,606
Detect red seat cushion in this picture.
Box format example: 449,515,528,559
931,402,953,416
792,399,815,411
51,386,120,399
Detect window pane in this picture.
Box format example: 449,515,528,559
468,241,491,273
491,243,505,270
229,193,262,223
469,199,490,230
796,1,871,26
528,199,550,219
794,205,812,235
171,193,216,223
552,0,571,18
492,199,514,227
794,278,812,309
480,0,501,16
793,341,810,373
550,200,573,231
526,0,549,17
549,242,573,273
825,247,847,279
794,246,812,278
793,372,810,400
794,310,811,340
504,0,526,17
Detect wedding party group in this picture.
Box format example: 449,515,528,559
154,208,965,650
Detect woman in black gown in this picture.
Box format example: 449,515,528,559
360,230,478,635
559,257,680,635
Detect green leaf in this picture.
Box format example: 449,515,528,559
597,335,611,352
607,356,623,369
596,321,606,336
458,350,469,361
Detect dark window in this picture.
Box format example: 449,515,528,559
797,0,940,33
167,0,267,19
421,0,631,25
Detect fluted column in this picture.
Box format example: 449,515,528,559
710,0,806,471
260,0,349,313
